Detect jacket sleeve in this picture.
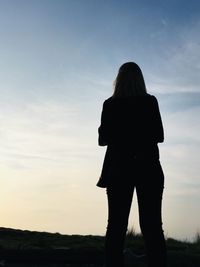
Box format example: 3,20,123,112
152,96,164,143
98,101,110,146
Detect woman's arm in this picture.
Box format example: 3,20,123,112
152,96,164,143
98,101,110,146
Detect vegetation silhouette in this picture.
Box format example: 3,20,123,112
0,227,200,266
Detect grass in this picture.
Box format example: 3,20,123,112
125,228,200,267
0,227,200,266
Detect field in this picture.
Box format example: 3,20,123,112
0,227,200,266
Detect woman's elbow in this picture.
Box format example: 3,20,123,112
158,135,164,143
98,134,108,146
98,141,108,146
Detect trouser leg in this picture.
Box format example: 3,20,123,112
136,162,167,267
105,184,134,267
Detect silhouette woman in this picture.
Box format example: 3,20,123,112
97,62,167,267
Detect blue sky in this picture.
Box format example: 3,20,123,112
0,0,200,240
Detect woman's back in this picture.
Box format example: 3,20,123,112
99,93,164,160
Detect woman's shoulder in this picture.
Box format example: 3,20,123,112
103,94,157,104
147,94,157,100
102,97,116,109
146,94,158,104
104,96,113,103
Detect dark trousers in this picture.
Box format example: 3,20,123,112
105,160,167,267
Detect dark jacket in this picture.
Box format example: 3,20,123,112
97,94,164,188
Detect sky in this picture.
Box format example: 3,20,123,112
0,0,200,241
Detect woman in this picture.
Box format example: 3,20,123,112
97,62,167,267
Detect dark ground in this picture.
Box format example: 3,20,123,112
0,227,200,267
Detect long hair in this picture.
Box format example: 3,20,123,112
113,62,147,97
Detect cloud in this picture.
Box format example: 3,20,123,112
157,92,200,114
147,20,200,93
0,99,84,168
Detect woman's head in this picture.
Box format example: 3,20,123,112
113,62,147,97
